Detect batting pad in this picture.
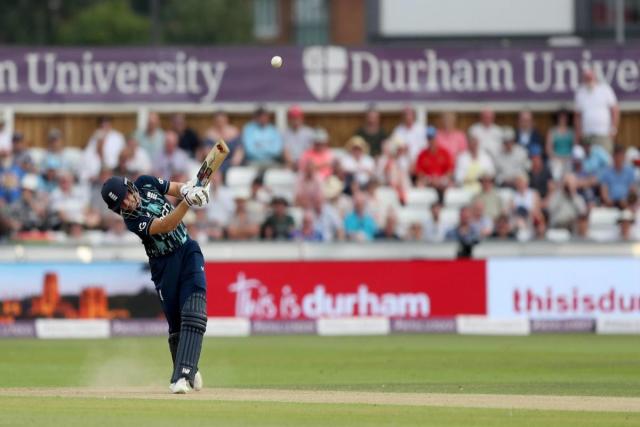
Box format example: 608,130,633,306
171,292,207,384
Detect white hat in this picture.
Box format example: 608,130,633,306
21,174,39,191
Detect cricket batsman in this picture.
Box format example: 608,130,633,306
101,175,210,394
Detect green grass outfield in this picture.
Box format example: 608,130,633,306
1,335,639,426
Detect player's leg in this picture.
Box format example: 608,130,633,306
171,240,208,390
149,257,184,390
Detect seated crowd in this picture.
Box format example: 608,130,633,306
0,105,638,245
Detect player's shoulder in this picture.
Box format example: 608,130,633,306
135,175,166,188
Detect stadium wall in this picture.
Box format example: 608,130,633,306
1,245,639,337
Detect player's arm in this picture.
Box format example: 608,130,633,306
167,181,185,198
149,200,190,235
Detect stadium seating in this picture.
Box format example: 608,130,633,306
226,166,258,188
444,187,476,208
406,187,438,209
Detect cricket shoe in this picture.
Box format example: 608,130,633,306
193,371,203,392
169,377,190,394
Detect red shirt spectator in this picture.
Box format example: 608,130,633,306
298,128,334,180
415,140,454,179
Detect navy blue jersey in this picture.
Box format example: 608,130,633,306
124,175,189,258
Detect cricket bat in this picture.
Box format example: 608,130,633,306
195,139,230,187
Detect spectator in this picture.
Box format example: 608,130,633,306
495,127,528,187
390,106,427,162
547,174,587,229
470,199,493,238
50,171,89,227
324,175,352,218
490,214,517,240
468,108,503,161
574,67,619,154
135,112,165,161
445,206,481,257
11,133,30,167
171,113,201,158
362,179,386,227
80,130,108,183
577,137,611,179
356,108,387,157
573,213,591,241
7,174,50,231
423,201,447,243
204,110,240,143
102,213,138,244
511,174,542,228
85,117,125,170
600,145,635,208
227,189,261,240
310,195,344,241
242,107,283,166
261,196,294,240
45,128,79,174
472,173,503,221
0,118,9,151
299,128,334,180
206,171,235,240
454,133,495,190
515,111,544,155
153,130,193,180
204,113,244,177
406,221,424,241
292,210,323,241
122,134,152,176
41,157,62,194
528,145,553,202
546,109,575,180
415,127,453,195
374,211,401,240
434,112,467,160
341,136,375,189
0,143,24,205
294,161,324,209
344,192,378,241
377,137,412,204
617,210,636,241
283,105,315,169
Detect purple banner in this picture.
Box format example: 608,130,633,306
530,319,596,333
251,319,316,335
390,318,457,334
1,45,640,103
110,319,167,337
0,321,36,338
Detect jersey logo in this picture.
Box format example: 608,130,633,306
108,192,118,201
146,191,158,200
138,222,147,231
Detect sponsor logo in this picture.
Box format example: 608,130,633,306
513,287,640,315
303,46,348,101
108,192,118,201
147,191,158,200
228,272,430,319
182,368,191,375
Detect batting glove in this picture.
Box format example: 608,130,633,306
184,185,210,208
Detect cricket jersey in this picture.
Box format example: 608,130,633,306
124,175,188,258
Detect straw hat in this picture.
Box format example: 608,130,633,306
345,135,370,154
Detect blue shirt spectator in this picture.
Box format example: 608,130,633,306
0,149,24,204
344,194,377,241
581,142,611,177
242,108,283,164
599,146,635,206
